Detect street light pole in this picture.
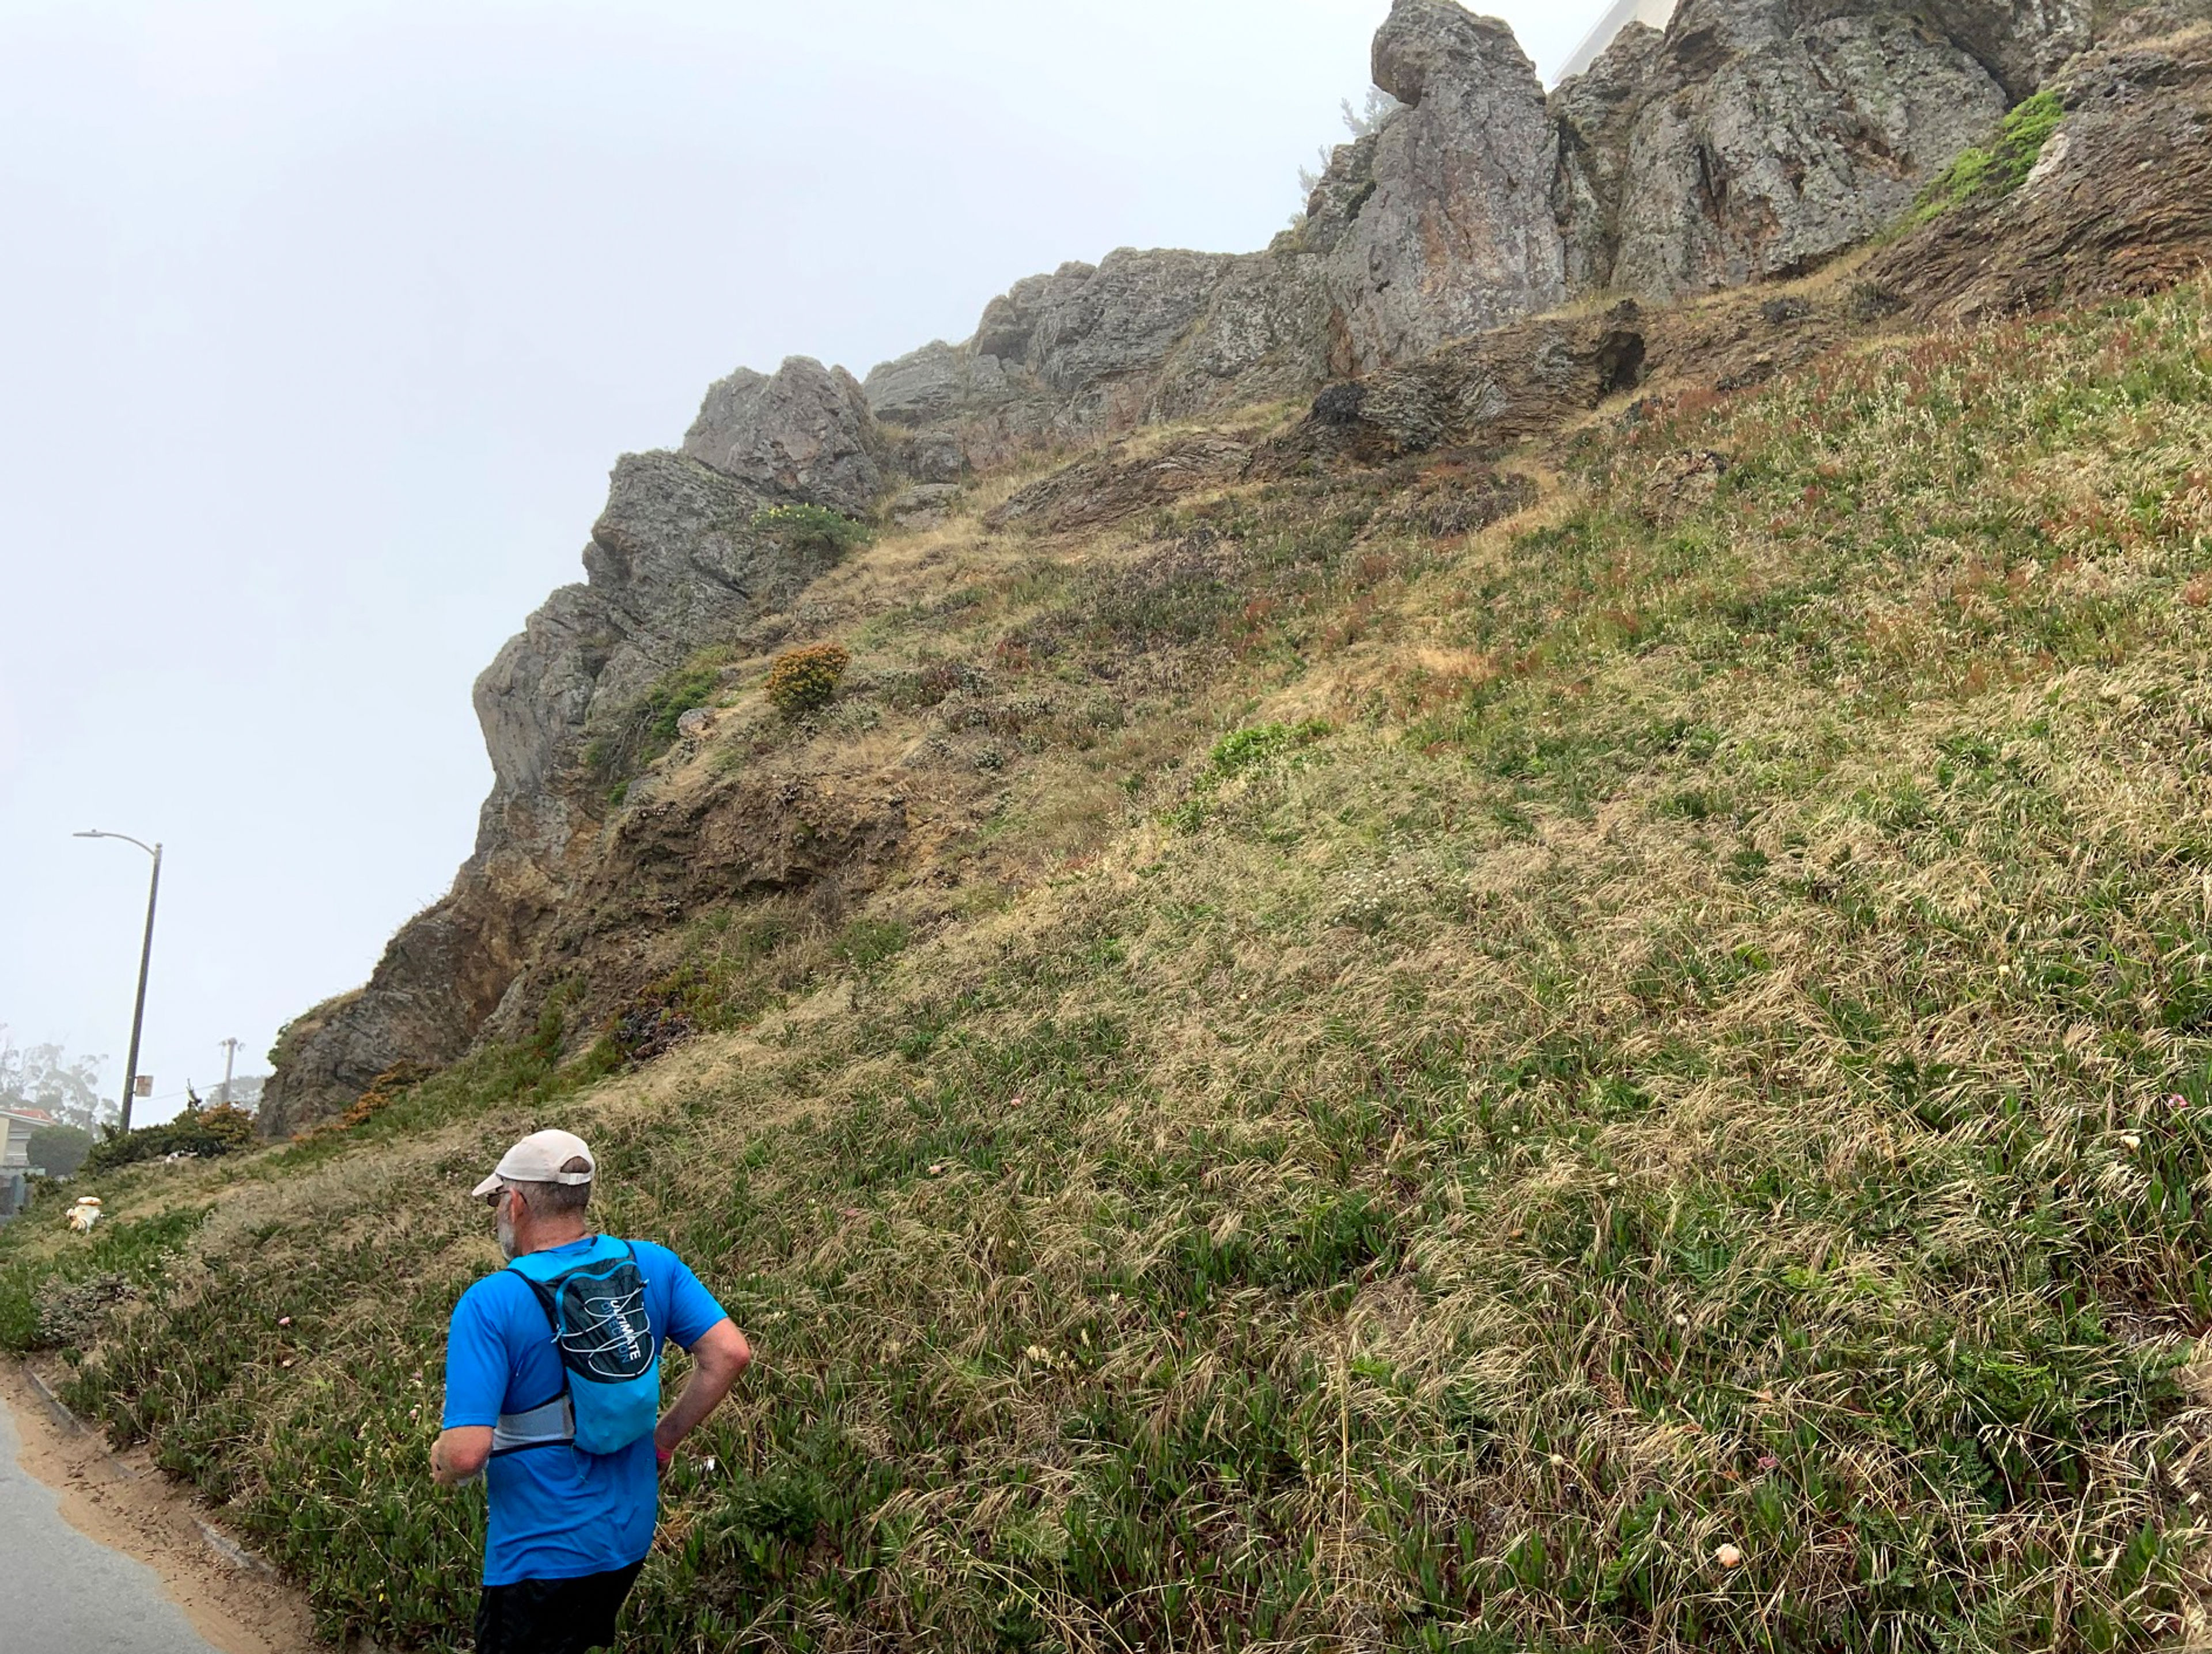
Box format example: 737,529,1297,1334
74,831,161,1136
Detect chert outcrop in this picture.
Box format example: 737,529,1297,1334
680,356,888,517
1580,0,2016,297
1551,21,1669,294
262,363,873,1131
861,0,2103,467
1330,0,1566,370
856,1,1600,457
1924,0,2093,98
270,0,2173,1128
1869,18,2212,320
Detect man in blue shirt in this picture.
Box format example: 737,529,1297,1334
432,1129,751,1654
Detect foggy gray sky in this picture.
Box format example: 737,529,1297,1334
0,0,1600,1122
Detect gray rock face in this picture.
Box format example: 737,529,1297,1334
272,0,2132,1128
477,450,832,855
1297,130,1384,256
680,355,886,516
903,430,969,484
860,4,1582,454
862,340,1012,427
268,424,849,1129
1151,252,1339,420
1027,249,1239,403
1328,0,1567,372
1626,4,2005,296
866,251,1283,460
974,263,1097,361
861,0,2099,460
1923,0,2093,98
1552,22,1669,293
1556,0,2095,302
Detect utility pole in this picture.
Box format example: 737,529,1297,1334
218,1038,240,1106
74,830,162,1136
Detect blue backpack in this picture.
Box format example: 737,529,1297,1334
494,1240,661,1458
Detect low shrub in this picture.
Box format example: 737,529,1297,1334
752,503,870,557
584,653,728,787
765,643,851,718
81,1102,257,1175
327,1063,433,1133
1209,719,1332,776
641,659,725,747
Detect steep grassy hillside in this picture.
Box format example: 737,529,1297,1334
9,279,2212,1652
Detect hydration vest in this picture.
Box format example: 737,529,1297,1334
492,1239,661,1458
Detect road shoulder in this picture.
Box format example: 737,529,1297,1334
1,1357,325,1654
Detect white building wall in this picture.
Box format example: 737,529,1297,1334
1,1114,32,1171
1559,0,1677,81
1,1115,37,1217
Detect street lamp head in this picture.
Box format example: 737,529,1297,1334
74,829,157,856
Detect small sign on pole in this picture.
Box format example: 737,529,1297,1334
133,1075,153,1097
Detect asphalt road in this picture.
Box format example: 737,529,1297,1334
0,1385,219,1653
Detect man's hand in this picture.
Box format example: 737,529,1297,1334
653,1318,751,1463
431,1425,493,1486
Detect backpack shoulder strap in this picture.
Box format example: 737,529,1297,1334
506,1238,631,1336
505,1247,574,1337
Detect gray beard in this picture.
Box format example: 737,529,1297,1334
497,1209,518,1260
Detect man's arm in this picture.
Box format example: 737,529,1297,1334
431,1425,493,1486
653,1318,749,1461
433,1284,505,1488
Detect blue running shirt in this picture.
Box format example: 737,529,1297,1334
442,1235,729,1585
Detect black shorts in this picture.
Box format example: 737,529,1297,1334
474,1560,643,1654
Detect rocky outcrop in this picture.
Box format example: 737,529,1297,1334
1552,22,1671,293
1261,304,1655,472
680,356,888,517
984,435,1253,534
271,0,2179,1127
859,1,1577,461
864,252,1326,466
862,0,2107,471
262,366,873,1132
1149,255,1339,420
862,339,1012,427
1557,0,2097,301
1869,21,2212,320
1327,0,1566,371
467,766,912,1062
1924,0,2093,97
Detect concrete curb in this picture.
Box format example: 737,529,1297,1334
193,1514,278,1578
23,1365,109,1462
17,1360,283,1577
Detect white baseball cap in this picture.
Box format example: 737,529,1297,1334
471,1129,596,1199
